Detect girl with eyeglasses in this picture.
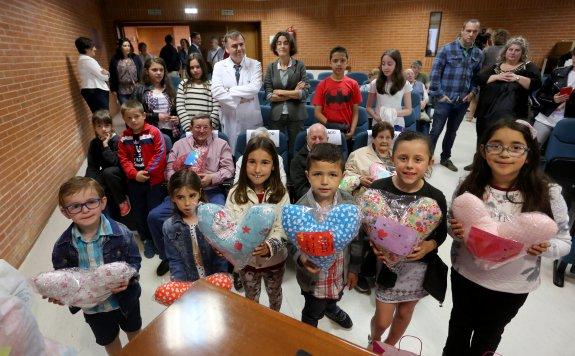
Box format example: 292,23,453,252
443,119,571,355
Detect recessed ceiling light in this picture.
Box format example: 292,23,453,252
185,8,198,14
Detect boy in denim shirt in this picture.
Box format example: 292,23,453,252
288,143,363,328
50,176,142,355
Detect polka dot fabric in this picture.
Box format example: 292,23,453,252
154,273,233,306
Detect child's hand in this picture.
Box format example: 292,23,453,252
42,296,64,306
135,170,150,182
158,113,171,122
347,272,358,290
111,283,129,293
360,175,373,187
253,242,271,257
406,240,437,261
527,242,550,256
299,255,320,274
553,93,570,104
101,132,111,147
449,218,464,239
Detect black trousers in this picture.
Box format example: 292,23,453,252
443,269,528,356
268,114,303,158
301,291,342,328
81,88,109,113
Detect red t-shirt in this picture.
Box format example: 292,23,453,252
312,76,362,126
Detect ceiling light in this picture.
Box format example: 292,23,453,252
185,8,198,14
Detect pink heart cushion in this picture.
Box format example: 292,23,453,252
358,189,443,267
451,192,558,268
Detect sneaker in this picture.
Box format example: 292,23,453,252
118,197,131,217
233,272,243,291
325,307,353,329
463,163,474,171
354,275,371,294
156,260,170,276
440,159,458,172
143,240,157,259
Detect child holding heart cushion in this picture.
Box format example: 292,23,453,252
163,169,228,282
444,119,572,356
225,136,290,311
287,143,363,329
368,131,447,349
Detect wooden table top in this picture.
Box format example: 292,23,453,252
122,280,373,356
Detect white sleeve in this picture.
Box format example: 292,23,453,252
543,184,572,259
87,57,109,81
423,86,429,102
278,155,287,186
211,62,241,110
233,156,242,184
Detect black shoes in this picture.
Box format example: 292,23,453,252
463,163,474,171
440,159,458,172
553,259,566,287
325,307,353,329
354,275,371,295
156,260,170,276
233,272,243,291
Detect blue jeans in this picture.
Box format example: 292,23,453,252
429,101,470,162
127,181,166,242
148,187,226,261
561,235,575,264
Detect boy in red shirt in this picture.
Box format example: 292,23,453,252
118,100,167,261
313,46,362,142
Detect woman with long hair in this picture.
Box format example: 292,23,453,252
109,37,142,105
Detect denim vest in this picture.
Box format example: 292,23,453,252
51,215,142,315
163,214,228,281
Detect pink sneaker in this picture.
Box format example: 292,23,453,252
119,198,131,217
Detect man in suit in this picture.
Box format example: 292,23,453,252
211,30,263,152
189,32,202,58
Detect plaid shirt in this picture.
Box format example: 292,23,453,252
305,190,346,299
429,39,483,102
71,215,119,314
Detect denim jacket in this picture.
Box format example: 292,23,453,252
163,213,228,281
51,215,142,315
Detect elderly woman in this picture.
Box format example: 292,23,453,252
264,31,309,154
343,121,395,197
146,114,234,276
405,68,430,133
109,38,142,105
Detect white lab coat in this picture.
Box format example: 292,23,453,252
211,56,263,151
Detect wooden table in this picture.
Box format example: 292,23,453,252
122,280,373,355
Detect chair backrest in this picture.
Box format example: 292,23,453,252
260,105,272,127
356,106,369,136
293,131,348,161
346,72,369,85
544,119,575,165
306,72,314,80
304,105,318,127
403,91,421,130
234,131,288,174
309,79,320,94
360,90,370,108
352,131,370,152
216,131,229,145
317,72,331,80
258,91,268,106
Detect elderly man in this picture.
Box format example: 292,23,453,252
207,37,224,67
429,19,483,172
211,30,263,152
290,123,328,201
146,115,234,276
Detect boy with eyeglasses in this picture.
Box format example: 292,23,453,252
50,176,142,355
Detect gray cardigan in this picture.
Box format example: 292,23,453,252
264,58,309,122
287,189,363,293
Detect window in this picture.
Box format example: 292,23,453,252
425,12,442,57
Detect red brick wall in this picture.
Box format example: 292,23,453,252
103,0,575,72
0,0,109,266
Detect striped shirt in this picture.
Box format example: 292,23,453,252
71,215,119,314
176,80,221,131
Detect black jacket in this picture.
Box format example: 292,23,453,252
536,65,575,117
290,145,310,201
86,135,120,179
160,44,181,72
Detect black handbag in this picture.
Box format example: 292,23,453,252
422,254,448,305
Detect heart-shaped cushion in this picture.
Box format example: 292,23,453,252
197,203,276,269
369,163,392,181
358,189,443,266
451,192,558,269
171,148,208,174
339,175,361,192
154,273,233,306
281,204,361,271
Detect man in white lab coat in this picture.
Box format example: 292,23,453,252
211,30,263,152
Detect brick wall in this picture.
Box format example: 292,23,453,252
0,0,108,266
103,0,575,72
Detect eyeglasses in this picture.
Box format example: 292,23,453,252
63,198,102,215
483,143,529,157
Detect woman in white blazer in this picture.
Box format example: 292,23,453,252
75,37,109,113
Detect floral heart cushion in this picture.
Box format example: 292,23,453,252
358,189,443,267
154,273,233,306
198,203,276,269
369,163,392,181
451,192,558,269
282,204,361,271
339,175,361,192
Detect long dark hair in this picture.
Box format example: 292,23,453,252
375,49,405,96
142,57,176,100
456,119,552,217
233,136,286,205
168,169,206,215
114,37,135,60
185,53,210,88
